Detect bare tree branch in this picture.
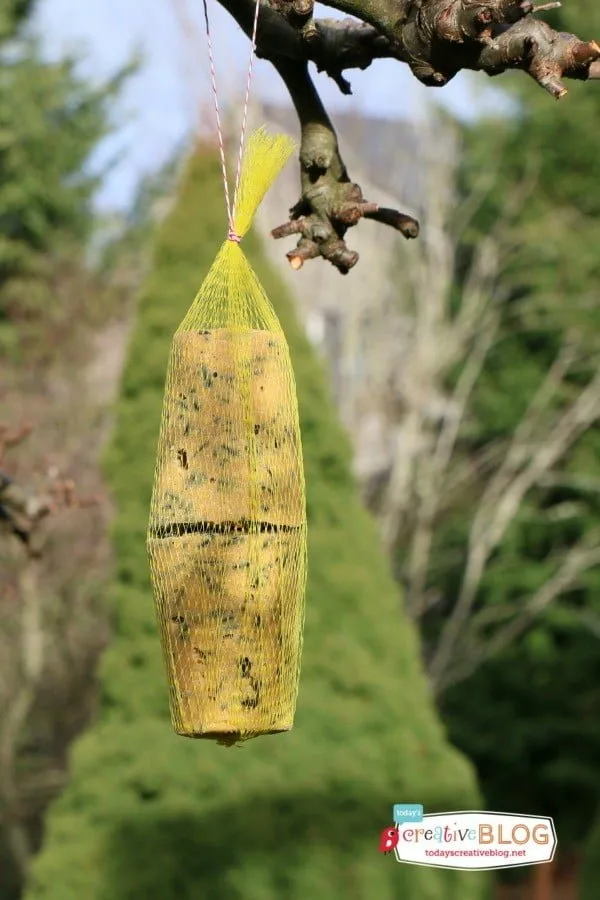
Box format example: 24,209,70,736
0,422,100,556
323,118,600,693
268,57,419,272
436,541,600,693
373,123,511,614
212,0,600,271
406,311,499,619
429,342,600,687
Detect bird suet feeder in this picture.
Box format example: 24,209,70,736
147,129,307,746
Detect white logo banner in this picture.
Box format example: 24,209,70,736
394,811,557,871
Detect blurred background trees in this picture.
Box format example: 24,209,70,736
0,1,144,896
252,2,600,893
22,147,488,900
286,2,600,893
2,0,600,898
0,0,133,359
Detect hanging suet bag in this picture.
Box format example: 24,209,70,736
147,0,307,747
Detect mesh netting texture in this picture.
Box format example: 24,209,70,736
147,130,307,746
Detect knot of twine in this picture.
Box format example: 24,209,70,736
203,0,261,242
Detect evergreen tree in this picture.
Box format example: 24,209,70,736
0,0,129,353
24,147,489,900
0,0,36,38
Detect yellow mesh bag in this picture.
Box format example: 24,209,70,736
147,128,307,746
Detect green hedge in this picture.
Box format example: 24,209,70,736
25,147,489,900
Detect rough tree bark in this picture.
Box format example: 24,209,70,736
215,0,600,272
0,422,102,892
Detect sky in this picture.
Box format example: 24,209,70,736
33,0,510,212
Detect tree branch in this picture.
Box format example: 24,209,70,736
476,16,600,99
435,540,600,694
428,345,600,688
216,0,600,270
269,57,419,272
0,423,100,556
